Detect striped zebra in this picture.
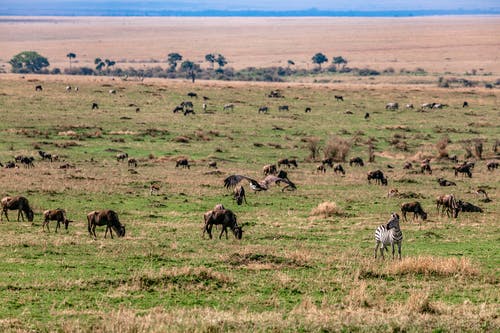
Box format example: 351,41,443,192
374,213,403,260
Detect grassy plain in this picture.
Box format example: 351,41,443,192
0,74,498,332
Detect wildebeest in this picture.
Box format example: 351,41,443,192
92,102,99,110
20,156,35,168
187,92,198,98
208,161,217,169
420,159,432,175
334,95,344,101
258,106,269,113
333,164,345,175
268,90,283,98
453,163,473,177
150,183,161,195
433,103,447,109
233,186,247,205
223,103,234,111
127,158,137,168
87,210,125,239
43,209,72,233
278,105,289,111
322,158,334,168
304,107,312,113
203,209,243,240
316,164,326,173
172,105,184,113
349,157,364,167
4,161,17,168
35,85,43,91
437,178,456,186
436,194,459,218
405,104,414,109
277,158,297,168
1,196,34,222
175,158,190,169
385,102,399,110
364,112,370,119
367,170,387,185
263,164,277,175
463,101,469,108
400,202,427,222
109,89,116,94
456,201,483,213
486,161,498,171
116,153,128,162
387,188,399,198
66,85,72,92
38,150,53,162
403,162,413,170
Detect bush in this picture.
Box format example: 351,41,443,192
323,136,351,162
310,202,343,218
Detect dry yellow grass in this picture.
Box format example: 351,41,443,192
310,201,344,218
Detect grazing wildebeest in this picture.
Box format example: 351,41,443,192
223,103,234,111
304,107,312,113
127,158,137,168
374,213,403,260
436,194,459,218
316,164,326,173
203,96,210,101
486,161,498,171
66,85,72,92
258,106,269,113
268,90,283,98
420,159,432,175
4,161,17,168
87,210,125,239
233,186,247,205
463,101,469,108
403,162,413,170
437,178,456,186
38,150,53,162
433,103,447,109
334,95,344,102
367,170,387,185
208,161,217,169
92,102,99,110
20,156,35,168
187,92,198,98
1,196,34,222
333,164,345,175
277,158,297,168
400,202,427,222
405,104,414,109
349,157,364,167
175,158,190,169
43,209,72,233
35,85,43,91
172,105,184,113
385,102,399,110
278,105,289,111
203,209,243,240
116,153,128,162
453,163,473,178
109,89,116,94
263,164,277,175
364,112,370,119
322,158,334,168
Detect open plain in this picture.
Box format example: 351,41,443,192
0,15,499,333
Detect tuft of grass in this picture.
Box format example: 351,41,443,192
388,256,480,277
310,201,344,218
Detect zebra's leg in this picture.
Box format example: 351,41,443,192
392,243,395,260
374,241,380,258
397,243,402,260
380,245,385,259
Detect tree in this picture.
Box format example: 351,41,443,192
215,54,227,69
104,59,116,71
332,56,348,69
180,60,200,83
9,51,49,73
312,53,328,70
95,58,105,72
205,53,216,69
66,52,76,69
167,53,183,71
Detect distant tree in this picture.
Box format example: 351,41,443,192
167,53,183,71
66,52,76,69
95,58,105,72
180,60,200,83
332,56,348,69
9,51,49,73
215,54,227,69
104,59,116,71
312,53,328,70
205,53,216,69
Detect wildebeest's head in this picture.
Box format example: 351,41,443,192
233,226,243,240
26,208,34,222
118,225,126,237
64,219,73,230
421,212,428,220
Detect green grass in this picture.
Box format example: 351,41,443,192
0,76,498,332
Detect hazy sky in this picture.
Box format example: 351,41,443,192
1,0,499,11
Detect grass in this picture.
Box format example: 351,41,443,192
0,75,498,332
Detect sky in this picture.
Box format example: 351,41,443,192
0,0,499,15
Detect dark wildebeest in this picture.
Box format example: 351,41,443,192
463,101,469,108
349,157,364,167
233,186,247,205
316,164,326,173
176,158,190,169
116,153,128,162
263,164,277,175
304,107,312,113
400,202,428,222
87,210,125,239
385,102,399,110
35,85,43,91
42,209,72,233
277,158,298,168
367,170,387,185
420,159,432,175
1,196,34,222
4,161,16,168
127,158,137,168
486,161,498,171
173,105,184,113
203,209,243,240
333,164,345,175
208,161,217,169
364,112,370,119
20,156,35,168
187,92,198,98
453,163,473,178
38,150,52,162
322,158,334,168
403,162,413,170
223,103,234,111
258,106,269,113
92,102,99,110
437,178,456,186
334,95,344,101
436,194,459,218
456,201,483,213
278,105,289,111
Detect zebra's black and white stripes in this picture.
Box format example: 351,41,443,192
374,213,403,260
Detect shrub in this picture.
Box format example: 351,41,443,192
310,202,343,218
323,136,351,162
436,135,451,158
305,137,321,161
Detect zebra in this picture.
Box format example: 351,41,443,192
374,213,403,260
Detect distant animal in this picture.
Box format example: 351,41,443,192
277,158,297,168
187,92,198,98
400,202,427,222
367,170,387,185
405,104,414,109
268,90,283,98
486,161,498,171
437,178,456,186
433,103,447,109
42,209,72,233
421,103,433,109
475,188,489,201
223,103,234,111
420,159,432,175
364,112,370,119
278,105,289,111
35,85,43,91
456,201,483,213
203,208,243,240
385,102,399,110
172,105,184,113
1,196,34,222
175,158,190,169
462,101,469,108
453,163,473,178
334,95,344,101
208,161,217,169
258,106,269,113
387,188,399,198
349,157,364,167
224,174,296,192
374,213,403,260
333,164,345,175
66,86,72,92
150,183,161,195
387,164,394,169
116,153,128,162
74,86,79,92
38,150,53,162
304,107,312,113
436,194,459,218
20,156,35,168
109,89,116,94
403,162,413,170
127,158,137,168
4,161,16,168
87,210,126,239
203,96,210,101
262,164,277,175
316,164,326,173
321,158,334,168
202,103,207,112
233,186,247,205
92,102,99,110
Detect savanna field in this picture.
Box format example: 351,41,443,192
0,75,498,332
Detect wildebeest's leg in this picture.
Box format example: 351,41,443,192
92,224,97,239
18,209,24,222
55,219,61,233
43,218,49,232
219,226,227,239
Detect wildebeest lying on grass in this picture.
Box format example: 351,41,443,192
87,210,125,239
1,196,34,222
456,201,483,213
203,209,243,240
43,209,73,232
437,178,456,186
